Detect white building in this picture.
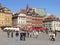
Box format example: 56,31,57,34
18,13,26,28
12,13,26,28
43,15,60,31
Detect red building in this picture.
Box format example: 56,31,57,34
32,15,46,27
13,5,47,30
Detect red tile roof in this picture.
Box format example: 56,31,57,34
21,9,27,14
47,15,57,19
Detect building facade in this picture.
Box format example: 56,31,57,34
12,5,47,30
26,15,32,28
32,15,45,27
43,15,60,31
12,13,26,28
0,5,12,30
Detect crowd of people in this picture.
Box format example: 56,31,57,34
7,30,26,41
6,30,57,41
6,30,40,41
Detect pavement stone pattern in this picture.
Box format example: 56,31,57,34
0,31,60,45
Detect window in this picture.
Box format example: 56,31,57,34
6,18,10,20
6,14,10,16
0,18,4,20
2,13,4,16
6,22,10,25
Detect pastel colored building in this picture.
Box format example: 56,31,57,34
0,4,12,30
43,15,60,31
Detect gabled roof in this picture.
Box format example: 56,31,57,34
0,7,12,13
47,15,56,19
20,9,27,14
43,15,60,22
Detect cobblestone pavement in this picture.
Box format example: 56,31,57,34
0,31,60,45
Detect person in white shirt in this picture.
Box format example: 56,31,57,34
33,31,39,38
49,32,55,41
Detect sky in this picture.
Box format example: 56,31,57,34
0,0,60,17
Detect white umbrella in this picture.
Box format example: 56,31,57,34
4,27,19,31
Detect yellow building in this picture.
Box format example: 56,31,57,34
0,4,12,30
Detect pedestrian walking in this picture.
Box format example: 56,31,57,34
7,31,10,38
15,31,19,41
11,31,13,38
27,31,29,38
54,30,57,37
20,31,26,41
33,31,39,38
45,28,48,34
35,31,39,38
23,32,26,40
49,32,55,41
29,31,32,37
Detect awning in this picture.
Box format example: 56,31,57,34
24,27,46,31
38,28,46,30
